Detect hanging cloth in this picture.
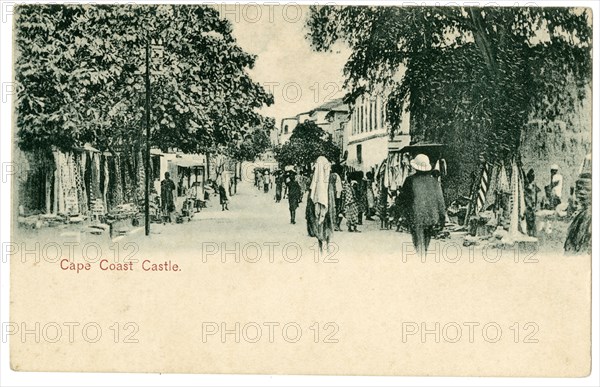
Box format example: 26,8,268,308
64,152,79,215
309,156,332,224
497,163,510,194
508,158,526,238
475,162,491,214
102,155,110,212
518,167,528,234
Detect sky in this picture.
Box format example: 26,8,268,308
220,4,351,129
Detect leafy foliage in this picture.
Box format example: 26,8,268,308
274,121,340,169
15,4,273,154
229,117,275,162
306,6,592,161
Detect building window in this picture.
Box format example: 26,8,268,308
369,100,375,132
360,104,365,133
284,125,289,134
357,144,362,164
374,97,378,130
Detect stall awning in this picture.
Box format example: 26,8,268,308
174,159,204,168
397,143,445,154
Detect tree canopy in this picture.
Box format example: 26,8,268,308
15,4,274,154
229,117,275,162
274,121,340,169
306,6,592,160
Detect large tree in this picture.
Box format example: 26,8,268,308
229,117,275,163
306,6,592,166
15,4,273,154
274,121,340,170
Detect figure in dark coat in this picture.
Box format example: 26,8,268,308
524,168,540,237
161,172,176,223
275,174,283,202
218,184,229,211
564,173,592,254
398,154,446,253
287,174,302,224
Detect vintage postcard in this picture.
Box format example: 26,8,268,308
5,1,594,377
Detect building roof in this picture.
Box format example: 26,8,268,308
308,98,349,114
289,98,349,120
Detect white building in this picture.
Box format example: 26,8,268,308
279,117,298,145
345,93,411,173
279,99,350,147
150,149,206,201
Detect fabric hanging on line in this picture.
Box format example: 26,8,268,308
518,167,527,234
112,154,124,208
433,160,441,181
438,159,447,177
52,149,65,214
136,150,145,203
121,150,133,203
106,155,116,210
386,153,397,191
497,163,510,194
77,152,89,215
398,153,411,188
94,153,102,201
482,163,498,211
89,152,98,202
507,159,518,236
392,153,404,191
64,152,79,215
102,155,110,212
382,157,390,190
508,158,527,237
475,162,491,214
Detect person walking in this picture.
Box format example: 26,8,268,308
564,172,592,254
524,168,540,237
263,170,271,193
287,172,302,224
218,182,229,211
160,172,176,224
378,183,389,229
365,171,376,220
297,172,309,202
306,156,336,252
351,171,367,225
275,173,283,202
331,165,344,231
545,164,563,210
398,154,446,254
257,172,263,191
342,178,360,233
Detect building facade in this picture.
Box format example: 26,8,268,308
279,117,298,145
279,98,350,147
346,93,411,173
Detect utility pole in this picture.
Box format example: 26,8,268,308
144,37,151,236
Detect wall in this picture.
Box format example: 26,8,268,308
280,118,297,145
345,92,411,173
347,134,388,173
520,94,592,203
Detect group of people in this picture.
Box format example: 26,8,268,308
254,169,273,193
289,154,446,254
523,163,575,237
158,172,231,222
